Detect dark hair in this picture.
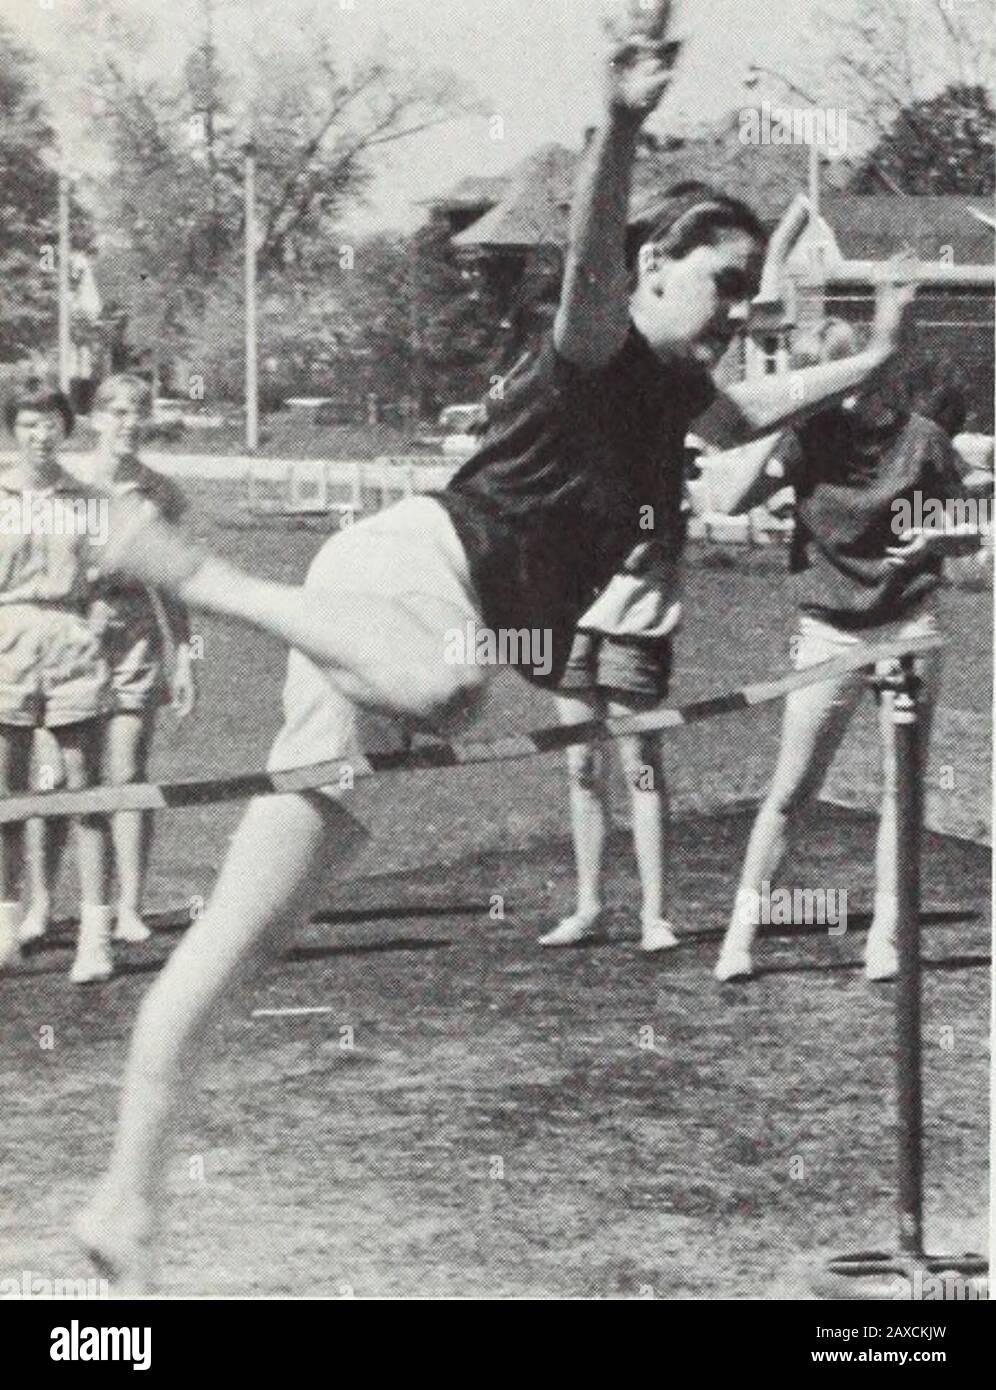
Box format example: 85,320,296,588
916,382,967,439
4,378,75,437
625,180,767,270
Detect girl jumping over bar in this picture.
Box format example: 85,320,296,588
73,0,916,1287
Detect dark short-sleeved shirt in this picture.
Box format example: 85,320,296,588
785,409,970,627
433,326,715,686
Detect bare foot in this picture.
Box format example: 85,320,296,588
73,1197,157,1296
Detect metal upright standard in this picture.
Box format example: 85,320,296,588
813,657,988,1300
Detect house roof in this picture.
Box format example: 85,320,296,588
813,194,995,264
633,116,851,224
451,118,854,251
419,173,510,213
451,143,577,250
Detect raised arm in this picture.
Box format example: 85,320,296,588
703,431,796,517
554,1,680,369
700,268,918,448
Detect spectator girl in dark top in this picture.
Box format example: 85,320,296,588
715,321,980,982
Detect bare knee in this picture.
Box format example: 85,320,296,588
566,741,604,791
620,737,662,793
412,661,487,733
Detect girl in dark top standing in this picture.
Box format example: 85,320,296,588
715,322,980,983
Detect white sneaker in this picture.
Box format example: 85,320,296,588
864,935,899,982
0,901,22,970
640,919,679,953
538,911,603,947
715,939,755,982
113,908,152,944
18,901,50,946
70,905,114,984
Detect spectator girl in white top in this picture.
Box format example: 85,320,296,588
0,382,114,982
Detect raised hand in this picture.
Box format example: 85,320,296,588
605,0,682,120
870,255,918,353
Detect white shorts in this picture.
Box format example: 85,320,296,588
794,595,941,672
266,496,482,786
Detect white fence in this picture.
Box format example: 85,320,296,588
245,455,462,518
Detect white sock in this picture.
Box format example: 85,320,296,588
730,888,761,933
0,900,22,965
79,903,114,939
871,892,898,935
73,905,114,973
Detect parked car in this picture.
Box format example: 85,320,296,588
438,403,486,433
153,397,186,425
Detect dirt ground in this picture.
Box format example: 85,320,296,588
0,485,989,1298
1,806,988,1298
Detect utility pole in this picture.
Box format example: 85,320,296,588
244,141,259,452
745,65,822,221
199,0,222,272
57,172,72,395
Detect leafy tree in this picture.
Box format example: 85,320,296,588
64,0,478,388
0,25,70,360
850,84,994,194
336,221,508,417
815,0,995,150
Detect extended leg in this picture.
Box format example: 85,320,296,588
75,791,368,1289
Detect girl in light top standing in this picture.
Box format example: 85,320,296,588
0,381,114,982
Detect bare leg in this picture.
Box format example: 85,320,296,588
180,562,483,728
0,727,31,967
538,691,609,946
0,727,31,895
716,669,862,980
76,791,368,1287
56,721,110,908
102,501,486,726
612,707,676,951
22,729,68,943
104,711,156,939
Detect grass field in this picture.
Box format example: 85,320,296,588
0,480,990,1298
